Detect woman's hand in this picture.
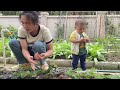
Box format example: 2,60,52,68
29,56,38,71
34,52,47,61
39,53,47,60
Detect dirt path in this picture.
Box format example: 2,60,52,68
0,64,19,71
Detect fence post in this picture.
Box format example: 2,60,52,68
96,11,107,38
40,12,49,27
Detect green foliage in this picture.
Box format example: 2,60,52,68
0,38,11,57
107,36,120,51
86,42,107,63
51,39,108,62
0,25,18,38
65,68,97,79
47,11,96,15
52,40,72,59
48,11,60,15
94,35,120,51
0,25,18,57
65,68,120,79
0,11,20,15
6,25,18,39
11,63,56,79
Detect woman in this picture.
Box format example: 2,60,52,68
9,11,53,71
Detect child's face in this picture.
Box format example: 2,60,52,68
75,25,85,34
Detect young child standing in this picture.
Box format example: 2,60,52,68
70,19,90,71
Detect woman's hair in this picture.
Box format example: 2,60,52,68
19,11,39,25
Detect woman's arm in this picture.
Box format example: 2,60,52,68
20,39,37,70
20,39,32,61
45,41,53,58
39,42,53,60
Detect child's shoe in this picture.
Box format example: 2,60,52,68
72,68,77,70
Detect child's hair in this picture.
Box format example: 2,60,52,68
75,19,87,28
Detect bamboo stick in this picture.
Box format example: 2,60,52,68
1,29,6,66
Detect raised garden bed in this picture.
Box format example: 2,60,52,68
1,63,120,79
0,51,120,79
1,57,120,70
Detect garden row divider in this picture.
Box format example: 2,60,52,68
0,57,120,70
